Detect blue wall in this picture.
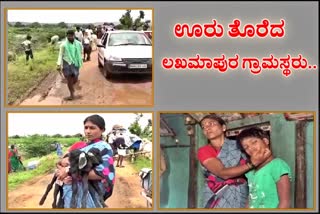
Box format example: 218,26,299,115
160,114,190,208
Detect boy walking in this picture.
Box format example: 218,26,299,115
21,35,33,64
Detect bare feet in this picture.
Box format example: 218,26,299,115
74,81,82,90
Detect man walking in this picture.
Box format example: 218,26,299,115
21,35,33,64
56,29,83,100
75,26,83,42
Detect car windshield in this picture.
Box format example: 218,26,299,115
108,32,152,46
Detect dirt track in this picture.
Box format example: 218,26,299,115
18,49,152,106
8,160,149,209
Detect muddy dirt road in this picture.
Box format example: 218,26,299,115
18,50,152,106
8,160,149,209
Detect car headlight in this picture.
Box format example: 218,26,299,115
108,55,122,61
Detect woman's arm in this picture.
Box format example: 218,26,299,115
88,170,104,180
277,175,291,208
202,157,251,180
202,148,271,180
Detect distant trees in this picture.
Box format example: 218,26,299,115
118,10,151,31
29,22,41,28
57,22,68,28
128,113,152,141
14,22,24,27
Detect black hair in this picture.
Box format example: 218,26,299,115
84,114,105,130
66,29,75,36
10,145,15,149
200,114,227,144
26,35,32,40
237,127,270,144
199,114,226,128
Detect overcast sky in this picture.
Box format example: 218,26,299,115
8,113,152,136
7,9,152,24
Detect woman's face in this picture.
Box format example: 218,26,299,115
201,118,225,140
84,121,104,141
240,137,269,157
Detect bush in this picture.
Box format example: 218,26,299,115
11,135,20,139
8,136,80,159
20,135,53,158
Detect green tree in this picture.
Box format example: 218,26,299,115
30,22,41,28
119,10,133,30
128,114,152,140
143,20,151,31
114,24,124,30
52,134,62,138
128,113,143,136
73,133,83,138
11,135,21,139
57,22,68,28
22,135,54,158
14,22,24,27
139,11,145,19
132,10,146,30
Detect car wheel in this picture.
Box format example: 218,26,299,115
98,57,103,68
103,63,112,79
105,68,112,79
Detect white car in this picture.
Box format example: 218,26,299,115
97,30,152,79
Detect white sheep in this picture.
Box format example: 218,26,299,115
50,35,59,45
8,51,17,61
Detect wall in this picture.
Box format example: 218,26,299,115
306,121,314,208
160,114,190,208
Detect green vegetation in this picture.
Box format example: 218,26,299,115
131,156,152,172
128,113,152,141
117,10,151,30
8,135,79,189
7,26,65,104
8,134,152,190
8,152,60,190
8,47,59,104
9,135,80,159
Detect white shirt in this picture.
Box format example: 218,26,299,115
85,29,93,38
75,30,83,41
83,37,91,45
21,40,31,51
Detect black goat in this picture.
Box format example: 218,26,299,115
39,173,64,208
68,147,107,208
39,148,107,208
39,153,69,208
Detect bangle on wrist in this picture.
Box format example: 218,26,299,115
246,162,254,169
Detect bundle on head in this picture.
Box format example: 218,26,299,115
68,147,107,208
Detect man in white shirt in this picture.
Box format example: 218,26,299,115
85,25,93,38
82,31,92,61
21,35,33,64
75,26,83,42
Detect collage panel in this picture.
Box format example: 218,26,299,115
6,111,153,210
4,8,153,107
158,112,316,210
